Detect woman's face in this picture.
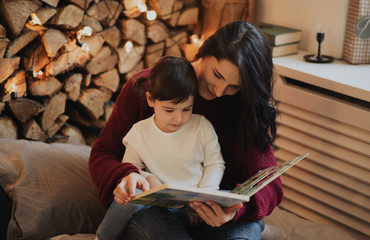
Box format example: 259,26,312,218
194,56,241,100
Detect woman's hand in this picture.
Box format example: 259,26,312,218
189,201,243,227
113,172,150,205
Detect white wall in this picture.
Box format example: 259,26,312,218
254,0,349,59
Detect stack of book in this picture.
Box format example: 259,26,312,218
255,22,302,58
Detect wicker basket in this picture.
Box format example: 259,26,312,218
342,0,370,64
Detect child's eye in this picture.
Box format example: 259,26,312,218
165,110,174,113
183,108,191,112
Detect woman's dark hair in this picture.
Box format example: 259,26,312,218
195,20,276,153
135,56,197,103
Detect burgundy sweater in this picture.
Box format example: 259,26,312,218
89,68,283,223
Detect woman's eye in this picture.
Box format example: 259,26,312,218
214,71,222,79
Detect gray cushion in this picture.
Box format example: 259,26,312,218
0,139,106,239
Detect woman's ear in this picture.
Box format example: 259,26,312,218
146,92,154,107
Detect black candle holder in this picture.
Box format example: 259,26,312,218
304,31,334,63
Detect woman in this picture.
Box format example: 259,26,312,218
89,20,283,239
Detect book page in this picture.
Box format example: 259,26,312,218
231,153,309,196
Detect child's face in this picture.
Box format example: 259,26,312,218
147,93,194,133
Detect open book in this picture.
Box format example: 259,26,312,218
131,153,309,210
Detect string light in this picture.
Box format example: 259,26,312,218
146,10,157,21
190,34,203,46
124,41,133,53
138,3,147,12
76,40,90,52
33,70,43,78
30,13,42,25
10,83,17,100
77,26,93,40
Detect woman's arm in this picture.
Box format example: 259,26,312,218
190,146,282,226
88,69,152,207
233,146,283,222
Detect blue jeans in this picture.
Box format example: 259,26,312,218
97,201,264,240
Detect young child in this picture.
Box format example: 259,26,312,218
96,56,225,240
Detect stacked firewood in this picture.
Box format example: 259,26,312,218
0,0,199,145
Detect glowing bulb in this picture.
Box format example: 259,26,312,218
81,43,90,52
30,13,42,25
77,26,93,40
33,70,43,78
190,34,199,45
146,10,157,21
190,34,203,47
124,41,133,53
11,83,17,92
10,83,17,99
138,3,147,12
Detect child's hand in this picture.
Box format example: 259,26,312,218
113,172,150,205
146,174,162,188
188,212,203,227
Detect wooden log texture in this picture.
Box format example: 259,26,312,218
0,116,18,139
145,41,165,67
33,7,57,25
78,88,112,120
51,4,84,28
157,0,176,20
64,73,83,101
100,26,122,48
87,1,124,27
0,38,10,60
82,15,104,33
165,37,182,58
82,34,105,57
28,76,63,97
4,71,27,98
22,119,48,141
0,24,6,37
0,0,42,36
85,46,118,75
23,43,50,72
41,92,67,130
45,40,90,76
176,6,199,26
0,57,20,83
40,0,60,7
0,102,5,114
117,45,145,74
5,30,39,58
8,98,44,123
168,0,184,27
68,0,93,9
46,114,69,137
41,29,69,57
120,19,146,46
125,60,144,80
147,21,170,43
60,123,86,145
92,68,120,93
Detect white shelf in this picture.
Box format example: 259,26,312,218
273,51,370,102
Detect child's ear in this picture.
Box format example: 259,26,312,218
146,92,154,107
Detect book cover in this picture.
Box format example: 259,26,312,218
255,22,302,46
271,42,299,57
131,153,309,210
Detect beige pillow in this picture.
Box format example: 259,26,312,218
0,139,106,239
